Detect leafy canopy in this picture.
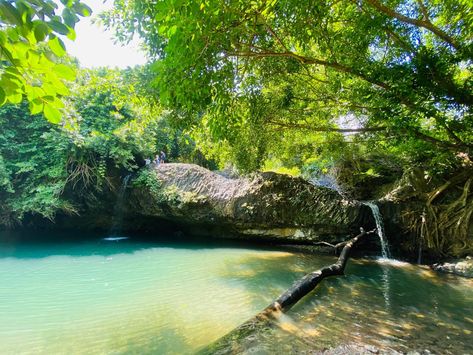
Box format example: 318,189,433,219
0,0,91,122
104,0,472,173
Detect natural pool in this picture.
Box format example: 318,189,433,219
0,232,472,354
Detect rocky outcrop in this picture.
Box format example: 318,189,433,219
125,164,371,243
432,256,473,278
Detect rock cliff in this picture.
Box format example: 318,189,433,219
125,163,370,243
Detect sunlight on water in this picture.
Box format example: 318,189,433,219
1,233,472,354
376,257,412,267
227,258,473,354
102,236,129,241
0,234,326,354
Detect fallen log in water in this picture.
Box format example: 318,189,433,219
199,228,377,354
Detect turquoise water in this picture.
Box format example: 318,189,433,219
0,233,472,354
0,233,323,354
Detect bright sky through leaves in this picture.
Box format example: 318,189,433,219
62,0,146,68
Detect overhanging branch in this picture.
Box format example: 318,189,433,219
224,50,390,90
363,0,460,50
267,120,387,133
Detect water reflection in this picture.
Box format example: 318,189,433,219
381,263,391,310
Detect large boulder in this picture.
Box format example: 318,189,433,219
125,164,370,243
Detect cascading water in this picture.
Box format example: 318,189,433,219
362,201,391,259
362,201,393,310
108,174,132,239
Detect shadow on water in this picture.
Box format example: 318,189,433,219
0,230,304,260
258,259,473,354
109,325,191,355
218,252,336,307
203,256,473,354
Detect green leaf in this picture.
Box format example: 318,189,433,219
41,83,56,96
0,31,6,45
48,20,70,35
158,25,168,35
54,64,76,81
73,3,92,17
48,37,66,57
8,93,23,104
33,22,50,42
66,27,76,40
43,103,61,123
0,87,6,106
60,0,74,7
29,98,43,115
0,2,22,25
168,25,178,37
25,85,44,100
62,8,78,28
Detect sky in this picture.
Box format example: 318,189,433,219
62,0,147,68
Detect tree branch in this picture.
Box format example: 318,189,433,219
270,228,376,312
225,50,390,89
262,20,289,52
363,0,460,50
266,120,386,133
416,0,430,22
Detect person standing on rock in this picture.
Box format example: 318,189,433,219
160,151,166,164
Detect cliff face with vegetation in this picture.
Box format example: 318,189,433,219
125,164,369,243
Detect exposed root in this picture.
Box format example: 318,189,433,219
64,153,112,192
402,169,473,256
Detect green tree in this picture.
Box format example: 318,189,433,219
0,67,168,226
103,0,472,161
0,102,74,225
0,0,91,122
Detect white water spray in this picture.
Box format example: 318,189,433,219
109,174,132,237
362,201,391,259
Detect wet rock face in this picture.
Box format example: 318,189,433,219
126,164,369,242
432,257,473,278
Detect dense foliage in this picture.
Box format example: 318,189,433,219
103,0,472,172
0,67,177,226
0,0,471,255
101,0,473,255
0,0,92,121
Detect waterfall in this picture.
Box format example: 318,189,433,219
362,201,391,259
108,174,132,238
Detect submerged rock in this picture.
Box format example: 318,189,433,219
432,256,473,278
126,163,370,242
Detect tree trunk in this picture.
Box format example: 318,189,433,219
257,228,376,317
199,228,376,354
